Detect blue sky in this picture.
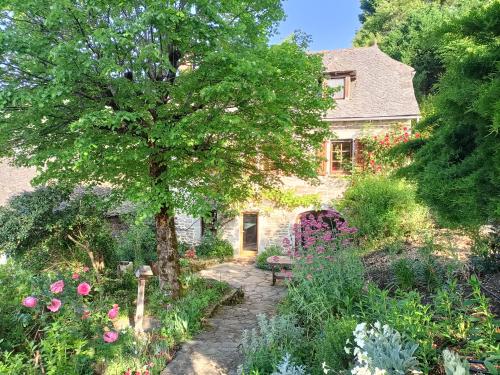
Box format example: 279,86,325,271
270,0,361,51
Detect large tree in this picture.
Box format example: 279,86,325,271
353,0,482,99
0,0,332,297
403,0,500,228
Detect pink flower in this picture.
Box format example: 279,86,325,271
47,298,62,312
72,273,80,280
50,280,64,294
22,296,38,308
108,304,119,320
82,266,90,272
81,310,91,320
77,282,91,296
103,330,119,343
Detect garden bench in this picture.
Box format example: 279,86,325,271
266,255,294,285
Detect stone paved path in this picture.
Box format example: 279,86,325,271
161,260,286,375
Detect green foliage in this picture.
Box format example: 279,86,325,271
354,0,482,99
256,245,284,270
313,316,356,373
338,175,430,245
262,189,321,210
391,258,417,290
357,280,499,373
0,260,229,374
0,187,117,272
239,314,305,374
399,1,500,228
470,229,500,273
115,217,157,266
195,233,233,259
282,250,364,329
0,0,333,221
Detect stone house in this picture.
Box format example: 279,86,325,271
0,45,420,257
198,45,421,256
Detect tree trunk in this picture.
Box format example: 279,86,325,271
155,206,181,299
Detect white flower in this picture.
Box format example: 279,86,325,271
104,105,113,112
63,99,70,105
322,362,330,374
374,368,387,375
4,113,11,119
41,116,48,124
354,322,367,333
344,346,351,354
374,321,381,330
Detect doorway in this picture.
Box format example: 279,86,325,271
242,213,258,252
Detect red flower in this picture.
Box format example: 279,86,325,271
415,132,421,138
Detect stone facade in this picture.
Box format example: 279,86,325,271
215,119,413,255
175,214,203,245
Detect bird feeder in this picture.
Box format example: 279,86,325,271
134,265,154,334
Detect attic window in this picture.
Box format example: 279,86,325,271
327,77,345,99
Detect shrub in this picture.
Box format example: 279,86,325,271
313,316,357,373
0,186,118,272
338,175,430,246
256,245,284,270
239,314,305,374
115,217,157,266
195,233,233,259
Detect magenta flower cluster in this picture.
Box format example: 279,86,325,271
282,209,358,281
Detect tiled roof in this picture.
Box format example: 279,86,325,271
317,45,420,120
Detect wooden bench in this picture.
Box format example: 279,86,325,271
266,255,294,285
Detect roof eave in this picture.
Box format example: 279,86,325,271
323,114,421,122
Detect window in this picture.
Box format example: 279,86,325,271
331,139,353,173
327,77,345,99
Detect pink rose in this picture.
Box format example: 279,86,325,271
108,304,119,320
47,298,62,312
82,266,90,272
77,282,91,296
50,280,64,294
72,273,80,280
22,296,38,308
103,330,119,343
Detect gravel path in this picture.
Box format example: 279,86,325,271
161,260,286,375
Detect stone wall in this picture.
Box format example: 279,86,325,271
220,176,350,255
175,214,203,246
